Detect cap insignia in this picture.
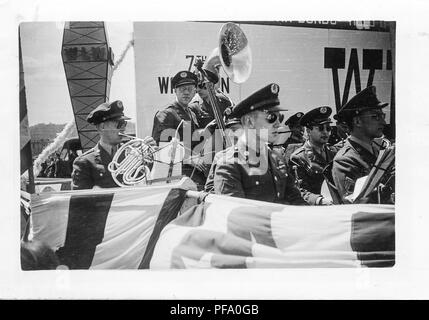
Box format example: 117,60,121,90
320,107,327,114
297,113,302,118
117,101,123,108
180,72,187,78
271,83,279,94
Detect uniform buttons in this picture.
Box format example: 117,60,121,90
100,173,103,176
285,174,288,177
277,192,280,197
255,181,259,185
274,176,278,181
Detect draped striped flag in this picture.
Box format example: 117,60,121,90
150,195,395,269
29,179,394,269
29,179,196,269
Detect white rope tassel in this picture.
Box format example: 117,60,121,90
32,120,75,177
112,39,134,73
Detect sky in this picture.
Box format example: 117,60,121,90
20,21,136,126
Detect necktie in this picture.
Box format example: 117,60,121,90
111,146,117,158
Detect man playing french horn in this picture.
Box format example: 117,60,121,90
71,100,156,190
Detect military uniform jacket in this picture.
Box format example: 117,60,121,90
152,101,200,145
289,140,337,205
71,143,118,190
213,143,307,205
332,138,378,202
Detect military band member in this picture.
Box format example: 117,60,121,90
281,112,305,163
332,86,389,203
152,71,200,144
204,114,243,193
188,67,235,179
71,100,156,190
151,70,206,189
282,112,305,148
331,119,351,152
212,83,307,205
189,69,233,129
289,106,337,205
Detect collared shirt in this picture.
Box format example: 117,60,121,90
289,140,337,205
99,140,117,157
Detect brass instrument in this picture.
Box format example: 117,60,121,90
354,144,395,204
194,22,252,148
107,133,156,187
292,165,302,188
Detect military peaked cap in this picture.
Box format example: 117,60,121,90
300,106,333,127
171,70,198,88
284,112,304,127
335,86,388,121
230,83,287,118
87,100,130,125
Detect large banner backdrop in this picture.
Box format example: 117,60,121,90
133,21,394,138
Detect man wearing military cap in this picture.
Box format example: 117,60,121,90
289,106,337,205
282,112,305,148
212,83,307,205
151,70,206,189
279,112,305,163
331,86,390,203
71,100,156,190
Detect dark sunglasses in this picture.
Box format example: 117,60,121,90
264,111,284,124
360,113,386,121
115,119,127,129
312,124,332,132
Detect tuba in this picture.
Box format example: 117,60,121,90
194,22,252,147
107,133,156,187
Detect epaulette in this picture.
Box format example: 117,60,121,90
338,145,352,156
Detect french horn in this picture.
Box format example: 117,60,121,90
107,133,156,187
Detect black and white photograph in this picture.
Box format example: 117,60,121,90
3,0,429,301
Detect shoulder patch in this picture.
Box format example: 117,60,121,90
344,176,356,194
